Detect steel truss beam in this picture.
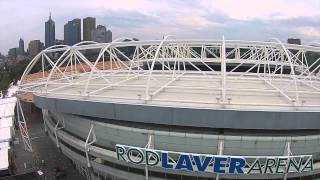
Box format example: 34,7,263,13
16,98,33,152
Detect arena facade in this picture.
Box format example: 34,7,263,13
18,37,320,180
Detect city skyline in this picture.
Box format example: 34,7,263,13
1,0,320,54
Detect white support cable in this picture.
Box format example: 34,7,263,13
272,38,299,105
43,53,73,83
258,76,293,103
221,36,227,103
84,37,132,94
89,73,142,95
150,72,185,98
44,48,72,90
188,47,218,75
145,35,172,100
20,52,43,82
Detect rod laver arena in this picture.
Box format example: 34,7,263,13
18,37,320,179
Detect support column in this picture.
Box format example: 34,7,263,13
53,119,63,148
216,137,225,180
42,109,48,133
85,123,96,168
84,123,96,180
283,141,291,180
221,36,227,104
145,134,154,180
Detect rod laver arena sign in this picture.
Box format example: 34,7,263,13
116,145,313,175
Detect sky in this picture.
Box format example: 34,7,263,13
1,0,320,54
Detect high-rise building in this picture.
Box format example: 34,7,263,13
8,38,25,60
106,29,112,43
19,38,24,54
92,25,112,43
64,19,81,45
8,48,18,60
28,40,44,57
287,38,301,45
83,17,96,41
45,13,55,48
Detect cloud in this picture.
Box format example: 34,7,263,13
1,0,320,54
292,26,320,38
176,14,225,29
201,0,320,20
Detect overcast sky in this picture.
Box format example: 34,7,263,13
1,0,320,54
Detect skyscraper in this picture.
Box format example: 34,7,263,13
45,13,55,47
91,25,113,43
83,17,96,41
8,48,18,60
19,38,24,53
28,40,44,57
64,19,81,45
287,38,301,45
106,29,112,43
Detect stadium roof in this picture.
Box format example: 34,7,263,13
18,38,320,112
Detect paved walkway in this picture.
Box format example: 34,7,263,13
13,111,85,180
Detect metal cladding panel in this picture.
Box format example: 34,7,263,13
114,103,172,124
291,139,320,155
154,134,218,154
224,140,286,156
34,95,116,119
172,108,317,129
95,125,148,148
62,113,91,139
34,95,56,110
34,95,320,130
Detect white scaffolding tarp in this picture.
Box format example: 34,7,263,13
0,97,16,143
0,148,9,171
0,97,16,118
0,117,13,128
0,96,17,172
0,127,11,143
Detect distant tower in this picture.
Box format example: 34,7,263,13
45,12,55,47
64,18,81,45
287,38,301,45
83,17,96,41
19,38,24,53
28,40,44,57
91,25,108,43
106,29,112,43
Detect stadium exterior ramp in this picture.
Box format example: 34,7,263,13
18,37,320,180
